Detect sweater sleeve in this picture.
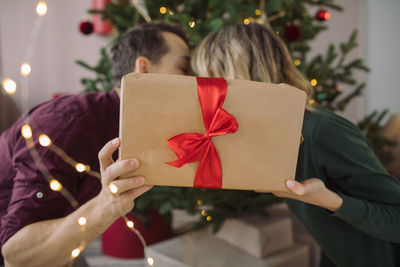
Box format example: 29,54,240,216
313,115,400,243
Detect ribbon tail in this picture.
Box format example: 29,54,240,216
166,133,206,167
193,141,222,189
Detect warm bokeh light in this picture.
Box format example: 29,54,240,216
147,257,154,266
309,99,315,105
2,78,17,94
126,220,134,229
196,200,203,206
78,217,87,226
71,248,80,258
36,1,48,16
201,210,207,216
21,125,33,139
75,163,86,173
168,9,174,15
20,63,32,76
109,183,118,194
206,216,213,221
310,79,318,86
255,9,261,16
50,179,62,191
188,20,195,28
294,59,301,66
159,6,167,14
38,134,52,147
324,12,331,20
243,18,250,25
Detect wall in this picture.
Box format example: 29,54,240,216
0,0,108,119
365,0,400,117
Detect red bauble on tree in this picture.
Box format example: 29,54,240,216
284,24,302,42
79,20,94,35
315,8,331,21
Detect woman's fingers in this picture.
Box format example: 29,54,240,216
109,176,145,194
103,159,139,185
98,138,120,173
286,180,305,195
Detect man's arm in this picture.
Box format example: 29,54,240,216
2,138,152,266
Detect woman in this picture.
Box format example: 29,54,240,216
192,23,400,267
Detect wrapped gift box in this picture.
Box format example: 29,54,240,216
267,203,321,267
119,73,306,191
213,215,293,259
146,230,309,267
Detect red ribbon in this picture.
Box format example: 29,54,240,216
166,77,238,189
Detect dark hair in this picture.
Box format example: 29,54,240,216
111,23,191,82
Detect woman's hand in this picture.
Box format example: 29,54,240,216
260,178,343,212
96,137,153,219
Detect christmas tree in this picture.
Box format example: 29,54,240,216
76,0,394,231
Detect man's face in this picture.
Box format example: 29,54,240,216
149,32,191,75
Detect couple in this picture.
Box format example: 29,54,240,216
1,23,399,267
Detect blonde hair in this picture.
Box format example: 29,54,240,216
192,23,313,106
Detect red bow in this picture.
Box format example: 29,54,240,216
166,77,238,189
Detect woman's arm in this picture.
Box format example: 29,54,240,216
313,116,400,243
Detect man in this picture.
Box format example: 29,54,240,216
0,23,191,266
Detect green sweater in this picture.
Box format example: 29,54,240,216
286,107,400,267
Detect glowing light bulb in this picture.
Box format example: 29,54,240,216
243,18,250,25
36,1,48,16
78,217,87,226
75,163,86,173
196,200,203,206
50,179,62,191
20,63,32,76
310,79,317,86
2,78,17,94
188,20,195,28
255,9,261,16
147,257,154,266
324,12,331,20
159,7,167,14
206,216,213,221
126,220,134,228
294,59,301,66
21,125,33,139
109,183,118,194
38,134,51,147
71,248,80,258
201,210,207,216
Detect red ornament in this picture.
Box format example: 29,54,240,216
315,9,331,21
79,20,94,35
92,0,113,34
284,24,302,42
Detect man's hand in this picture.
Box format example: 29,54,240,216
2,138,153,267
96,137,153,218
260,178,343,212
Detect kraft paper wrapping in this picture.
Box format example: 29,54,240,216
119,73,306,192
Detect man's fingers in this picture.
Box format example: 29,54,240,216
109,176,144,194
123,185,154,200
104,159,139,185
99,138,119,173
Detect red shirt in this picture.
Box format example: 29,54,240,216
0,90,119,263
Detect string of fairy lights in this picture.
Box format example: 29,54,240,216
21,120,153,264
